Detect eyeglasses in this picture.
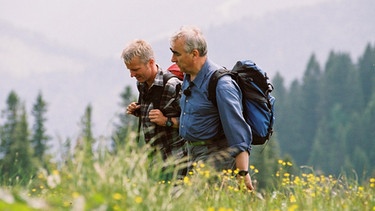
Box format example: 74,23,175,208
183,82,194,97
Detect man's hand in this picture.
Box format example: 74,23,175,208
126,102,140,115
239,174,254,191
235,151,254,191
149,109,167,126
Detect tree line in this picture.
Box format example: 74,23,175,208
272,42,375,180
0,42,374,187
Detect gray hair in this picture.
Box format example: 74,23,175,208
170,26,207,56
121,39,154,64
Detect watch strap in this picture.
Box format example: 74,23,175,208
238,170,249,176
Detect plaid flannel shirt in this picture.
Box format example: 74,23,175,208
137,67,182,159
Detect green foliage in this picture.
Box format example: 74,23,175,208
31,92,50,166
250,136,281,190
0,138,374,210
1,42,375,210
274,42,375,178
0,91,38,186
112,86,138,150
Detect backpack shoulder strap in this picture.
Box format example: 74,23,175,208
136,72,178,142
163,71,177,85
161,72,181,107
208,68,232,107
150,72,178,109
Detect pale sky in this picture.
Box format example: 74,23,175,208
0,0,331,77
2,0,349,139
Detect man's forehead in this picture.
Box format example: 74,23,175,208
170,47,179,54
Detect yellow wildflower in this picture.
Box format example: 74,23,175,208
290,194,296,203
72,192,80,198
112,193,122,200
135,196,143,204
358,186,364,192
204,170,210,178
183,176,191,185
288,204,298,211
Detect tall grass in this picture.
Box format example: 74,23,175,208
0,135,374,210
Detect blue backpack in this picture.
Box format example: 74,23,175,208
208,60,275,145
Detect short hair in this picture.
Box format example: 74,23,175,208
170,26,207,57
121,39,155,64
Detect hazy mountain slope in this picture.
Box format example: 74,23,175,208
1,0,374,140
204,0,374,83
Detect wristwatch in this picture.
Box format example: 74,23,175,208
165,117,174,127
237,170,249,176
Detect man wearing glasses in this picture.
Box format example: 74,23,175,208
169,26,254,190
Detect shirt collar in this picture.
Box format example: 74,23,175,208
153,65,164,87
137,64,163,89
193,59,218,88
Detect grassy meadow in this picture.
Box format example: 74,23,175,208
0,136,374,211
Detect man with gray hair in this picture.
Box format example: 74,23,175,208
169,26,254,190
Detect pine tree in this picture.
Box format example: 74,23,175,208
0,91,19,158
320,51,363,113
361,91,375,176
251,137,282,190
279,79,306,163
0,91,37,185
358,43,375,105
297,54,322,164
76,104,94,161
112,85,137,151
31,92,50,166
271,73,289,158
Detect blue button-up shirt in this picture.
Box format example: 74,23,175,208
179,59,252,156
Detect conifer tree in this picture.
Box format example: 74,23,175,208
0,91,37,185
31,92,50,166
361,92,375,175
251,137,282,190
271,73,289,157
278,79,306,163
358,43,375,105
297,54,322,164
0,91,19,158
79,104,94,159
112,85,137,151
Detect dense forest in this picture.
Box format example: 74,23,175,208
273,42,375,179
0,42,374,187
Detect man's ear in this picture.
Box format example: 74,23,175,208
148,58,155,66
191,49,200,58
